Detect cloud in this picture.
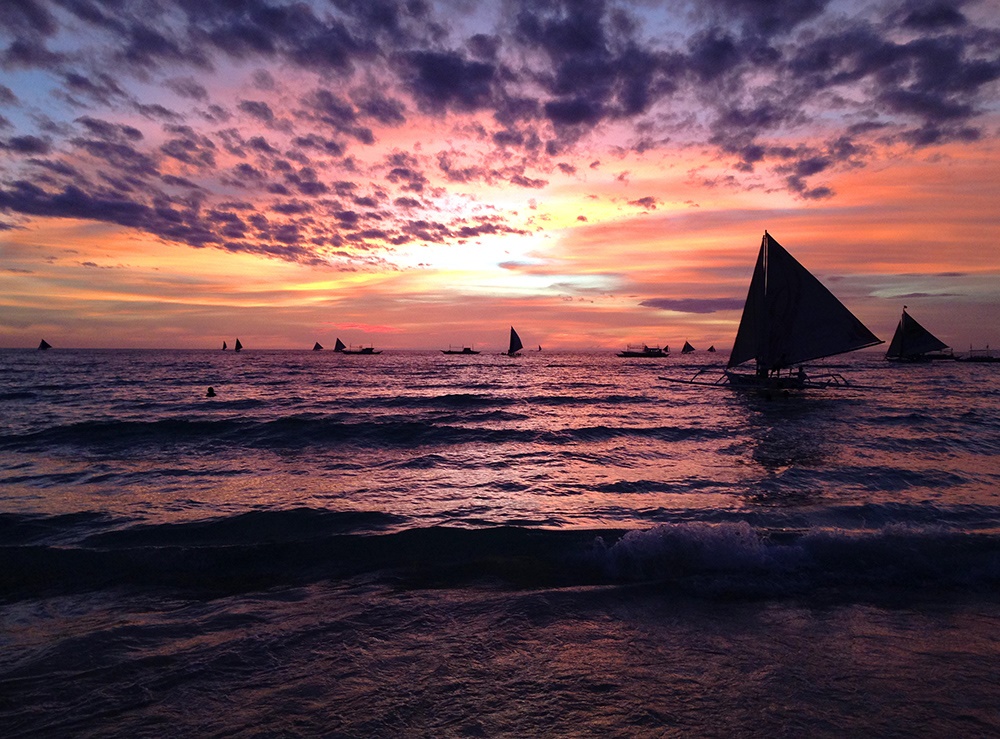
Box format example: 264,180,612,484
640,297,745,313
0,0,997,269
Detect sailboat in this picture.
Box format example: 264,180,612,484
672,232,881,390
723,231,882,388
682,341,696,354
222,341,228,351
38,339,52,350
234,338,243,352
313,342,324,351
333,338,346,352
707,345,716,353
507,327,523,356
885,308,953,361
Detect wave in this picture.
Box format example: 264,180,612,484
3,512,999,601
0,416,723,453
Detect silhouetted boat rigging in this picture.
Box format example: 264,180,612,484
313,342,323,351
960,345,1000,363
670,231,882,390
38,339,52,350
682,341,696,354
333,338,346,352
234,338,243,352
618,344,668,358
442,346,480,355
507,327,523,356
885,308,953,361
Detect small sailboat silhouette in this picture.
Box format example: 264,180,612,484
38,339,52,350
234,338,243,352
682,341,696,354
707,345,716,353
507,327,523,356
334,338,346,352
885,307,952,362
222,341,228,350
313,342,323,351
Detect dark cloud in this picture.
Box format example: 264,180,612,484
238,99,275,123
400,50,497,113
166,77,209,100
1,135,51,155
640,297,745,313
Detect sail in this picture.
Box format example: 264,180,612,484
38,339,51,350
334,338,346,352
682,341,695,353
234,338,243,352
222,341,227,350
707,345,716,352
313,342,323,351
885,309,948,358
728,232,882,370
508,327,523,355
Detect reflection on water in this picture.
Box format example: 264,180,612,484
1,349,999,531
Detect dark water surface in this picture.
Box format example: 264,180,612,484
2,349,999,735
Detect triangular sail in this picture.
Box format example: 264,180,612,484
707,345,716,352
682,341,695,353
222,341,227,350
334,338,346,352
728,232,882,370
313,342,323,351
886,309,948,358
234,338,243,352
508,327,523,355
38,339,52,350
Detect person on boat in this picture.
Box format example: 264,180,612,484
206,387,216,398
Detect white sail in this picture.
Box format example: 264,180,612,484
885,309,948,359
728,232,882,371
508,327,523,355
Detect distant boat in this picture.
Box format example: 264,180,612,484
507,327,523,356
341,343,382,355
885,308,953,362
707,345,716,353
618,344,668,358
537,345,542,352
960,345,1000,363
674,232,881,389
682,341,696,354
442,346,480,355
234,338,243,352
334,338,346,352
222,341,228,351
38,339,52,350
313,342,323,351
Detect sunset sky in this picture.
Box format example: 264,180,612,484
1,0,998,351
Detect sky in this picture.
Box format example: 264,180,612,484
1,0,998,351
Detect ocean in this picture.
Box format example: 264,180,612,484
2,348,1000,736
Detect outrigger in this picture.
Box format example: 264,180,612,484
668,232,882,391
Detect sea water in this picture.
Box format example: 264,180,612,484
2,349,999,736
